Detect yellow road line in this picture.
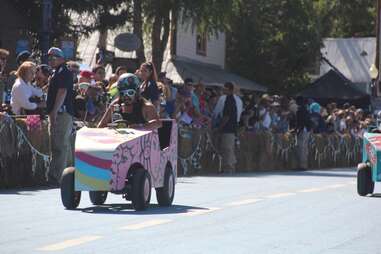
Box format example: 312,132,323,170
120,219,171,230
324,184,347,189
266,192,296,199
298,188,325,193
228,198,263,207
184,207,221,217
37,235,102,251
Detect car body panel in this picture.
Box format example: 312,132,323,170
362,132,381,182
74,120,177,191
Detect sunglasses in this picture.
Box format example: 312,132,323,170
48,55,59,61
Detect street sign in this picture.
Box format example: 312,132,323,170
114,33,141,52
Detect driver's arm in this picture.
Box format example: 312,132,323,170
97,100,117,128
132,102,162,130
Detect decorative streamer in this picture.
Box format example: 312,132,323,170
0,115,50,180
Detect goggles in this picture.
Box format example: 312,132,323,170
120,89,137,98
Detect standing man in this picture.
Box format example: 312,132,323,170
215,82,242,173
46,47,74,186
295,96,311,170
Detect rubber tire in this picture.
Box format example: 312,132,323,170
89,191,108,205
60,167,81,209
156,165,175,206
357,163,375,196
131,169,151,211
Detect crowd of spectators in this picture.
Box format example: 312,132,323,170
239,94,374,138
0,46,377,174
0,47,376,139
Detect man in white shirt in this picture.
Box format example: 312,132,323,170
212,84,243,124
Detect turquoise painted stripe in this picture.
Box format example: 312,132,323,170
75,158,112,181
75,180,93,191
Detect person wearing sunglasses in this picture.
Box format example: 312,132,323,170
46,47,74,186
97,73,161,130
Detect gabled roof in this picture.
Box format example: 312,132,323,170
163,58,267,92
320,37,376,84
299,69,369,100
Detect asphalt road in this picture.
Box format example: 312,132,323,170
1,168,380,254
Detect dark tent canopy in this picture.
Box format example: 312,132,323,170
298,69,371,108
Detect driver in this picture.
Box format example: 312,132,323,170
97,73,161,130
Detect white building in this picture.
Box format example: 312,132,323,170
163,19,267,92
76,14,267,92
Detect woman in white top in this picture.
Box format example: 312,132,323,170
11,61,44,115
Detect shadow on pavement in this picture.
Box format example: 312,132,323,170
370,194,381,198
198,169,356,179
80,204,208,215
0,186,57,195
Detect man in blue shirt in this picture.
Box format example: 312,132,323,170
46,47,74,186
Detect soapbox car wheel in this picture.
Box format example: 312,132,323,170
357,163,374,196
156,165,175,206
60,167,81,209
89,191,108,205
131,168,152,211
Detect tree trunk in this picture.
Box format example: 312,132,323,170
160,11,171,60
133,0,146,65
151,0,171,72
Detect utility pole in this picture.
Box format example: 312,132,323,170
41,0,53,64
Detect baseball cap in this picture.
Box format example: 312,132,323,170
47,47,65,58
184,78,193,85
16,50,31,65
80,70,94,79
310,102,321,114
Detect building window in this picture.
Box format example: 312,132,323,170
196,32,207,56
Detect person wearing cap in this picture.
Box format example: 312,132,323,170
97,73,161,130
46,47,74,186
74,82,105,122
79,70,94,84
16,50,32,66
309,102,326,133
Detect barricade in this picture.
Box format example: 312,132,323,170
178,129,363,174
0,115,363,188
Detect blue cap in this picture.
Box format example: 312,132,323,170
48,47,64,58
16,50,31,64
310,102,321,114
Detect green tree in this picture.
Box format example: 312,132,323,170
314,0,376,38
227,0,322,94
9,0,129,55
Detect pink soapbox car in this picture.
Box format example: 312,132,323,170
60,120,177,211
